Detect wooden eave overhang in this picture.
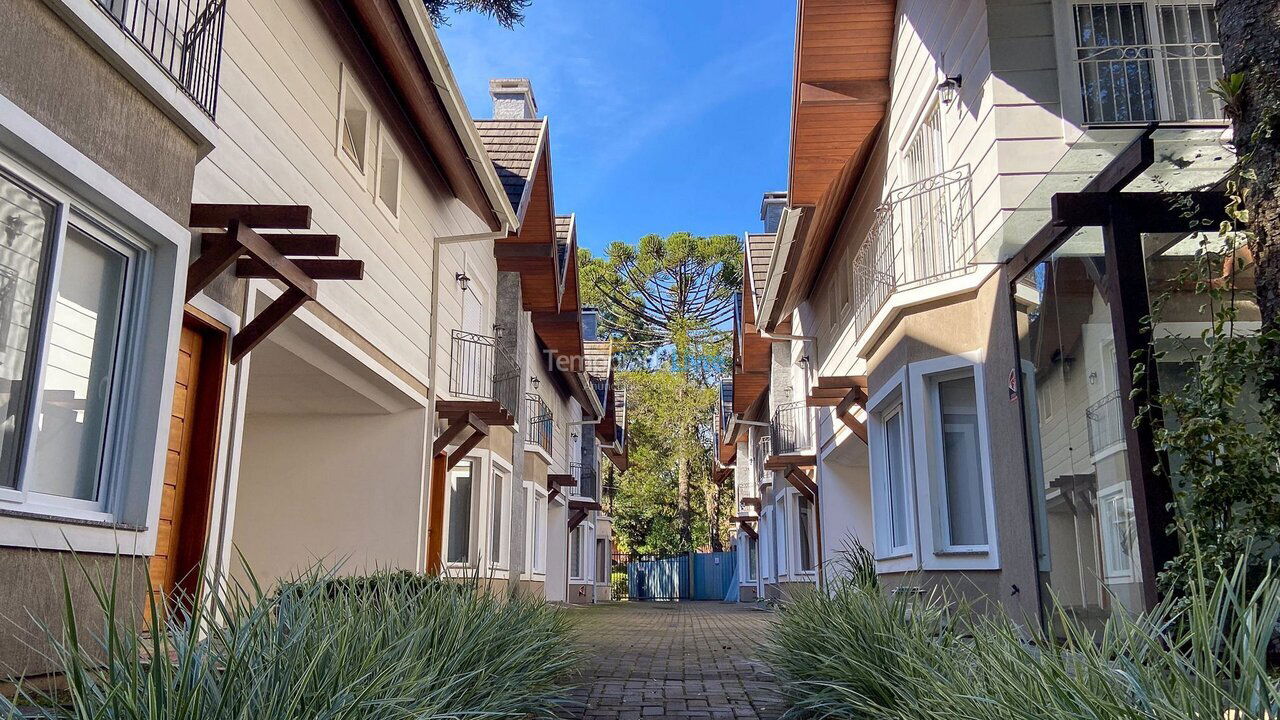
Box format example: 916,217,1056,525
533,238,585,374
775,0,895,324
732,255,770,416
319,0,509,231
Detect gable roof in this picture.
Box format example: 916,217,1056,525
474,118,546,221
583,340,613,380
745,232,775,315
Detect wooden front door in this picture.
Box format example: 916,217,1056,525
148,312,225,619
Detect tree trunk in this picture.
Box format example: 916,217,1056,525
705,467,724,552
677,456,691,549
1217,1,1280,388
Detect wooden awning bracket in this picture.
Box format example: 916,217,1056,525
568,508,588,531
433,412,489,471
785,466,818,502
187,204,364,363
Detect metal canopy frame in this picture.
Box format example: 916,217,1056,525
1007,130,1230,611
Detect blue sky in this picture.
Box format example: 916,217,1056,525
437,2,794,255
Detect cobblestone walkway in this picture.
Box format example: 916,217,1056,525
560,601,784,719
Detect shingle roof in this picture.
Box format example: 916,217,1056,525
745,233,775,304
555,215,573,244
474,119,544,214
583,340,613,380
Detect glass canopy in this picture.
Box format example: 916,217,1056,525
973,125,1234,264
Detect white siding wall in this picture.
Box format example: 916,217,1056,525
193,0,494,388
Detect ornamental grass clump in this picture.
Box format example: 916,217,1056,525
2,566,579,719
766,551,1280,720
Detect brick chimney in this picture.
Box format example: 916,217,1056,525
761,191,787,234
490,78,538,119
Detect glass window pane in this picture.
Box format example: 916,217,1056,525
1015,229,1144,635
1073,3,1155,123
798,497,815,571
489,472,503,562
447,461,474,564
0,173,55,491
937,375,988,546
885,410,910,549
570,526,581,578
28,225,127,502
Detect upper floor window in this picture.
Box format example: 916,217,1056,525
1066,2,1223,124
0,168,142,521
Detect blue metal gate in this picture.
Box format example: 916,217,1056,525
627,555,689,600
626,551,737,601
692,551,736,600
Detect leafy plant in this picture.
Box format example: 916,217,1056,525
1141,191,1280,594
766,551,1280,720
2,563,579,719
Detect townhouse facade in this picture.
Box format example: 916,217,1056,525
724,0,1240,630
0,0,616,682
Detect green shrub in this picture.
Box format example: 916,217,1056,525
611,570,628,600
2,565,579,719
766,553,1280,720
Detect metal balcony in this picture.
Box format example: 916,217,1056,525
771,401,814,456
1086,390,1126,456
571,461,598,500
449,330,520,418
754,436,771,487
95,0,227,117
848,167,976,342
525,393,552,455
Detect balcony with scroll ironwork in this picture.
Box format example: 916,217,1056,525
1087,390,1126,457
770,401,814,458
525,393,552,456
846,167,976,345
446,330,520,425
95,0,227,117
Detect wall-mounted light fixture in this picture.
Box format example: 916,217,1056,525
530,376,541,390
798,355,811,368
493,323,505,339
455,272,470,291
571,432,579,441
937,74,963,107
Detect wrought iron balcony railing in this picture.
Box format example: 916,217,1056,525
848,167,976,343
571,461,598,500
771,401,814,456
1086,390,1126,456
95,0,227,117
449,330,520,418
525,393,552,455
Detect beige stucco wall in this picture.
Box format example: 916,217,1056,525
862,270,1040,619
0,0,199,223
230,409,430,587
0,549,148,679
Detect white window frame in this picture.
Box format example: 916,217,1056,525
524,481,548,579
595,536,609,586
1098,483,1138,582
792,492,819,576
774,493,788,578
444,456,482,570
867,365,918,573
373,123,402,224
336,65,372,183
485,456,511,574
0,159,148,524
569,522,587,581
908,353,1000,570
1051,0,1224,128
0,94,187,556
759,506,774,582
